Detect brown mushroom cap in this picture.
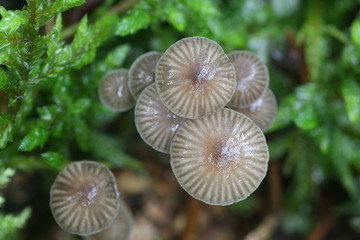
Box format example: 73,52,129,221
50,161,120,236
227,50,269,108
170,108,269,205
156,36,236,119
232,89,277,131
135,84,186,153
85,198,134,240
128,51,162,99
98,69,135,112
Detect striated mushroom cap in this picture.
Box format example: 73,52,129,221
85,198,134,240
232,89,277,131
170,108,269,205
98,69,135,112
227,50,269,108
128,51,162,99
50,161,120,236
135,84,185,153
156,36,236,119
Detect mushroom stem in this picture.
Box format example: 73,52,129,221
181,197,200,240
267,159,282,212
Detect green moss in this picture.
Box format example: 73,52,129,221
1,0,360,238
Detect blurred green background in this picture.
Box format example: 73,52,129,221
1,0,360,239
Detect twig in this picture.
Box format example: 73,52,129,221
43,15,56,35
306,216,333,240
61,0,140,40
61,22,80,40
43,0,55,35
109,0,140,14
243,214,280,240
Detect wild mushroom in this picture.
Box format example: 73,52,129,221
227,50,269,108
50,161,120,236
135,83,185,154
170,108,269,205
232,89,277,131
98,69,135,112
85,198,134,240
156,36,236,119
128,51,162,99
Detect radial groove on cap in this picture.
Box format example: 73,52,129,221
50,161,120,236
85,199,134,240
98,69,135,112
135,84,186,153
232,89,277,131
227,50,269,108
170,108,269,205
129,51,162,99
156,36,236,119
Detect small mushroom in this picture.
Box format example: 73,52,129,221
98,69,135,112
50,161,120,236
232,89,277,131
85,198,134,240
128,51,162,99
227,50,269,108
170,108,269,205
156,36,236,119
135,84,186,153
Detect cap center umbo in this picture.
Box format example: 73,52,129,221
74,181,101,207
205,136,240,173
186,60,216,92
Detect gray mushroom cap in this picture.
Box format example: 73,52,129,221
98,69,135,112
227,50,269,108
128,51,162,99
156,36,236,119
135,84,186,153
232,89,277,131
50,161,120,236
170,108,269,205
85,198,134,240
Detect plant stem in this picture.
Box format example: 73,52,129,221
9,0,38,119
61,0,140,40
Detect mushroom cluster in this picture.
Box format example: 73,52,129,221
50,161,134,239
98,36,277,205
226,50,277,131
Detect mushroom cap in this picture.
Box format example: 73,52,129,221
85,198,134,240
156,36,236,119
135,84,185,153
170,108,269,205
98,69,135,112
128,51,162,99
232,89,277,131
227,50,269,108
50,161,120,236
